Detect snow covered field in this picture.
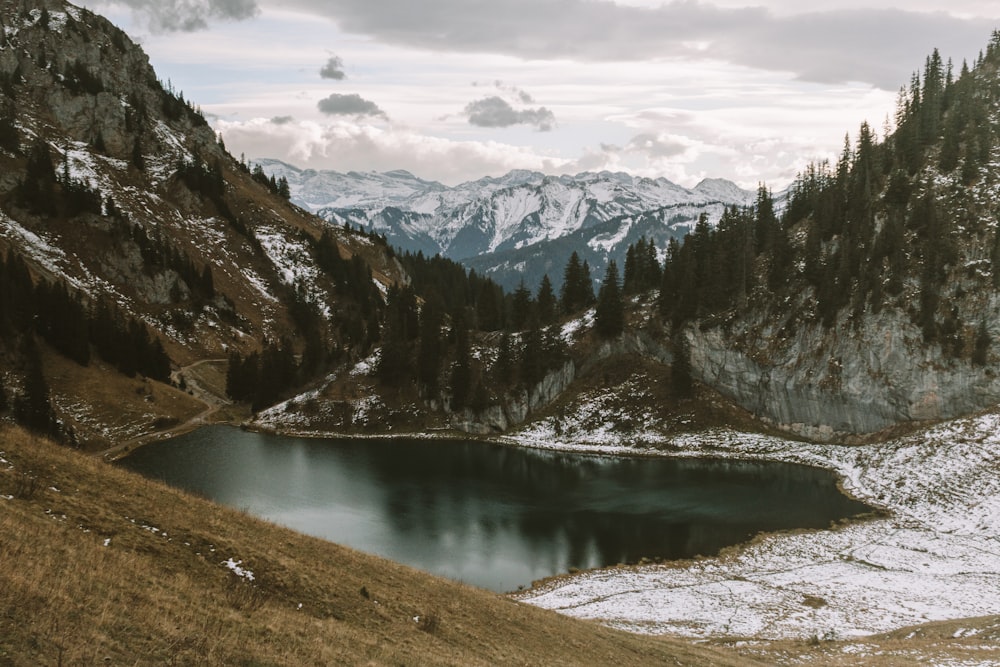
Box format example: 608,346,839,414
511,412,1000,641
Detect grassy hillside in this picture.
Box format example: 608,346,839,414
0,425,756,666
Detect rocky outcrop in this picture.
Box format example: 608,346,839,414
0,5,219,163
588,330,673,368
452,361,576,434
688,307,1000,441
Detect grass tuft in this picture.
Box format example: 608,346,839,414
224,575,266,613
12,472,39,500
417,609,441,634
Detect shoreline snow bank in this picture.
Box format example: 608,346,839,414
511,413,1000,640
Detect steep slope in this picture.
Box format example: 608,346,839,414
658,37,1000,439
0,424,755,666
0,1,403,447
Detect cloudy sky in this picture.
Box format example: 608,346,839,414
86,0,1000,188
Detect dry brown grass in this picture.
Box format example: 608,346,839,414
45,351,207,452
0,425,757,666
710,615,1000,666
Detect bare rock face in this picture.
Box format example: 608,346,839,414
453,361,576,434
689,307,1000,441
1,4,220,163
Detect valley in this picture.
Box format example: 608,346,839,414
0,1,999,664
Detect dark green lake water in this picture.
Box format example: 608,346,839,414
120,425,870,592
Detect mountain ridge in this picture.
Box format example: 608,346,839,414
258,158,756,288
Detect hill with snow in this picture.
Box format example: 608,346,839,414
258,159,755,289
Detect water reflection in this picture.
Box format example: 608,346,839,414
120,426,870,592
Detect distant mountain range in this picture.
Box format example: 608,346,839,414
258,159,756,289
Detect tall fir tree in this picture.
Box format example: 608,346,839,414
493,331,514,386
560,252,595,315
671,335,694,399
15,336,58,437
519,322,545,387
417,296,445,390
535,274,557,325
449,320,472,411
509,280,533,331
595,260,624,338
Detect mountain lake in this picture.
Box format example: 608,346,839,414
119,425,871,592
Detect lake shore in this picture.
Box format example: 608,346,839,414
116,368,1000,651
508,410,1000,647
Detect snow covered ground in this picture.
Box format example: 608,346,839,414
511,412,1000,642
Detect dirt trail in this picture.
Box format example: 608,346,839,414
97,359,231,461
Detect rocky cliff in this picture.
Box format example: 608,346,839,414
689,300,1000,441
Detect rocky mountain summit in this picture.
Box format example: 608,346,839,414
260,158,755,290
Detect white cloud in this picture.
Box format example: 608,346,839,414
215,117,578,184
99,0,987,189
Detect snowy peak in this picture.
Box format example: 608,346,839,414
254,158,447,212
262,159,754,262
694,177,756,204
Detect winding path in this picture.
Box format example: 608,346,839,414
96,358,230,461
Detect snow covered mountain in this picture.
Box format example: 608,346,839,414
259,159,755,288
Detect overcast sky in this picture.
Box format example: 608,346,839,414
85,0,1000,188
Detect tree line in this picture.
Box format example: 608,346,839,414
649,35,1000,364
223,34,1000,413
0,250,173,441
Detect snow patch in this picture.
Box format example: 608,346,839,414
560,309,595,343
222,558,255,581
351,351,380,378
515,411,1000,640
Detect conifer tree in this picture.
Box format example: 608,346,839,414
449,321,472,411
19,137,56,215
226,350,250,401
0,103,18,153
642,237,662,290
417,296,445,390
623,243,638,294
580,261,595,304
595,260,624,338
519,322,545,387
541,324,568,366
754,185,779,256
475,279,504,331
15,336,57,436
509,280,533,330
493,331,514,386
254,340,296,411
377,284,417,384
671,335,694,399
623,237,661,295
657,238,680,317
277,176,291,200
560,251,584,314
535,274,557,325
559,252,595,314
